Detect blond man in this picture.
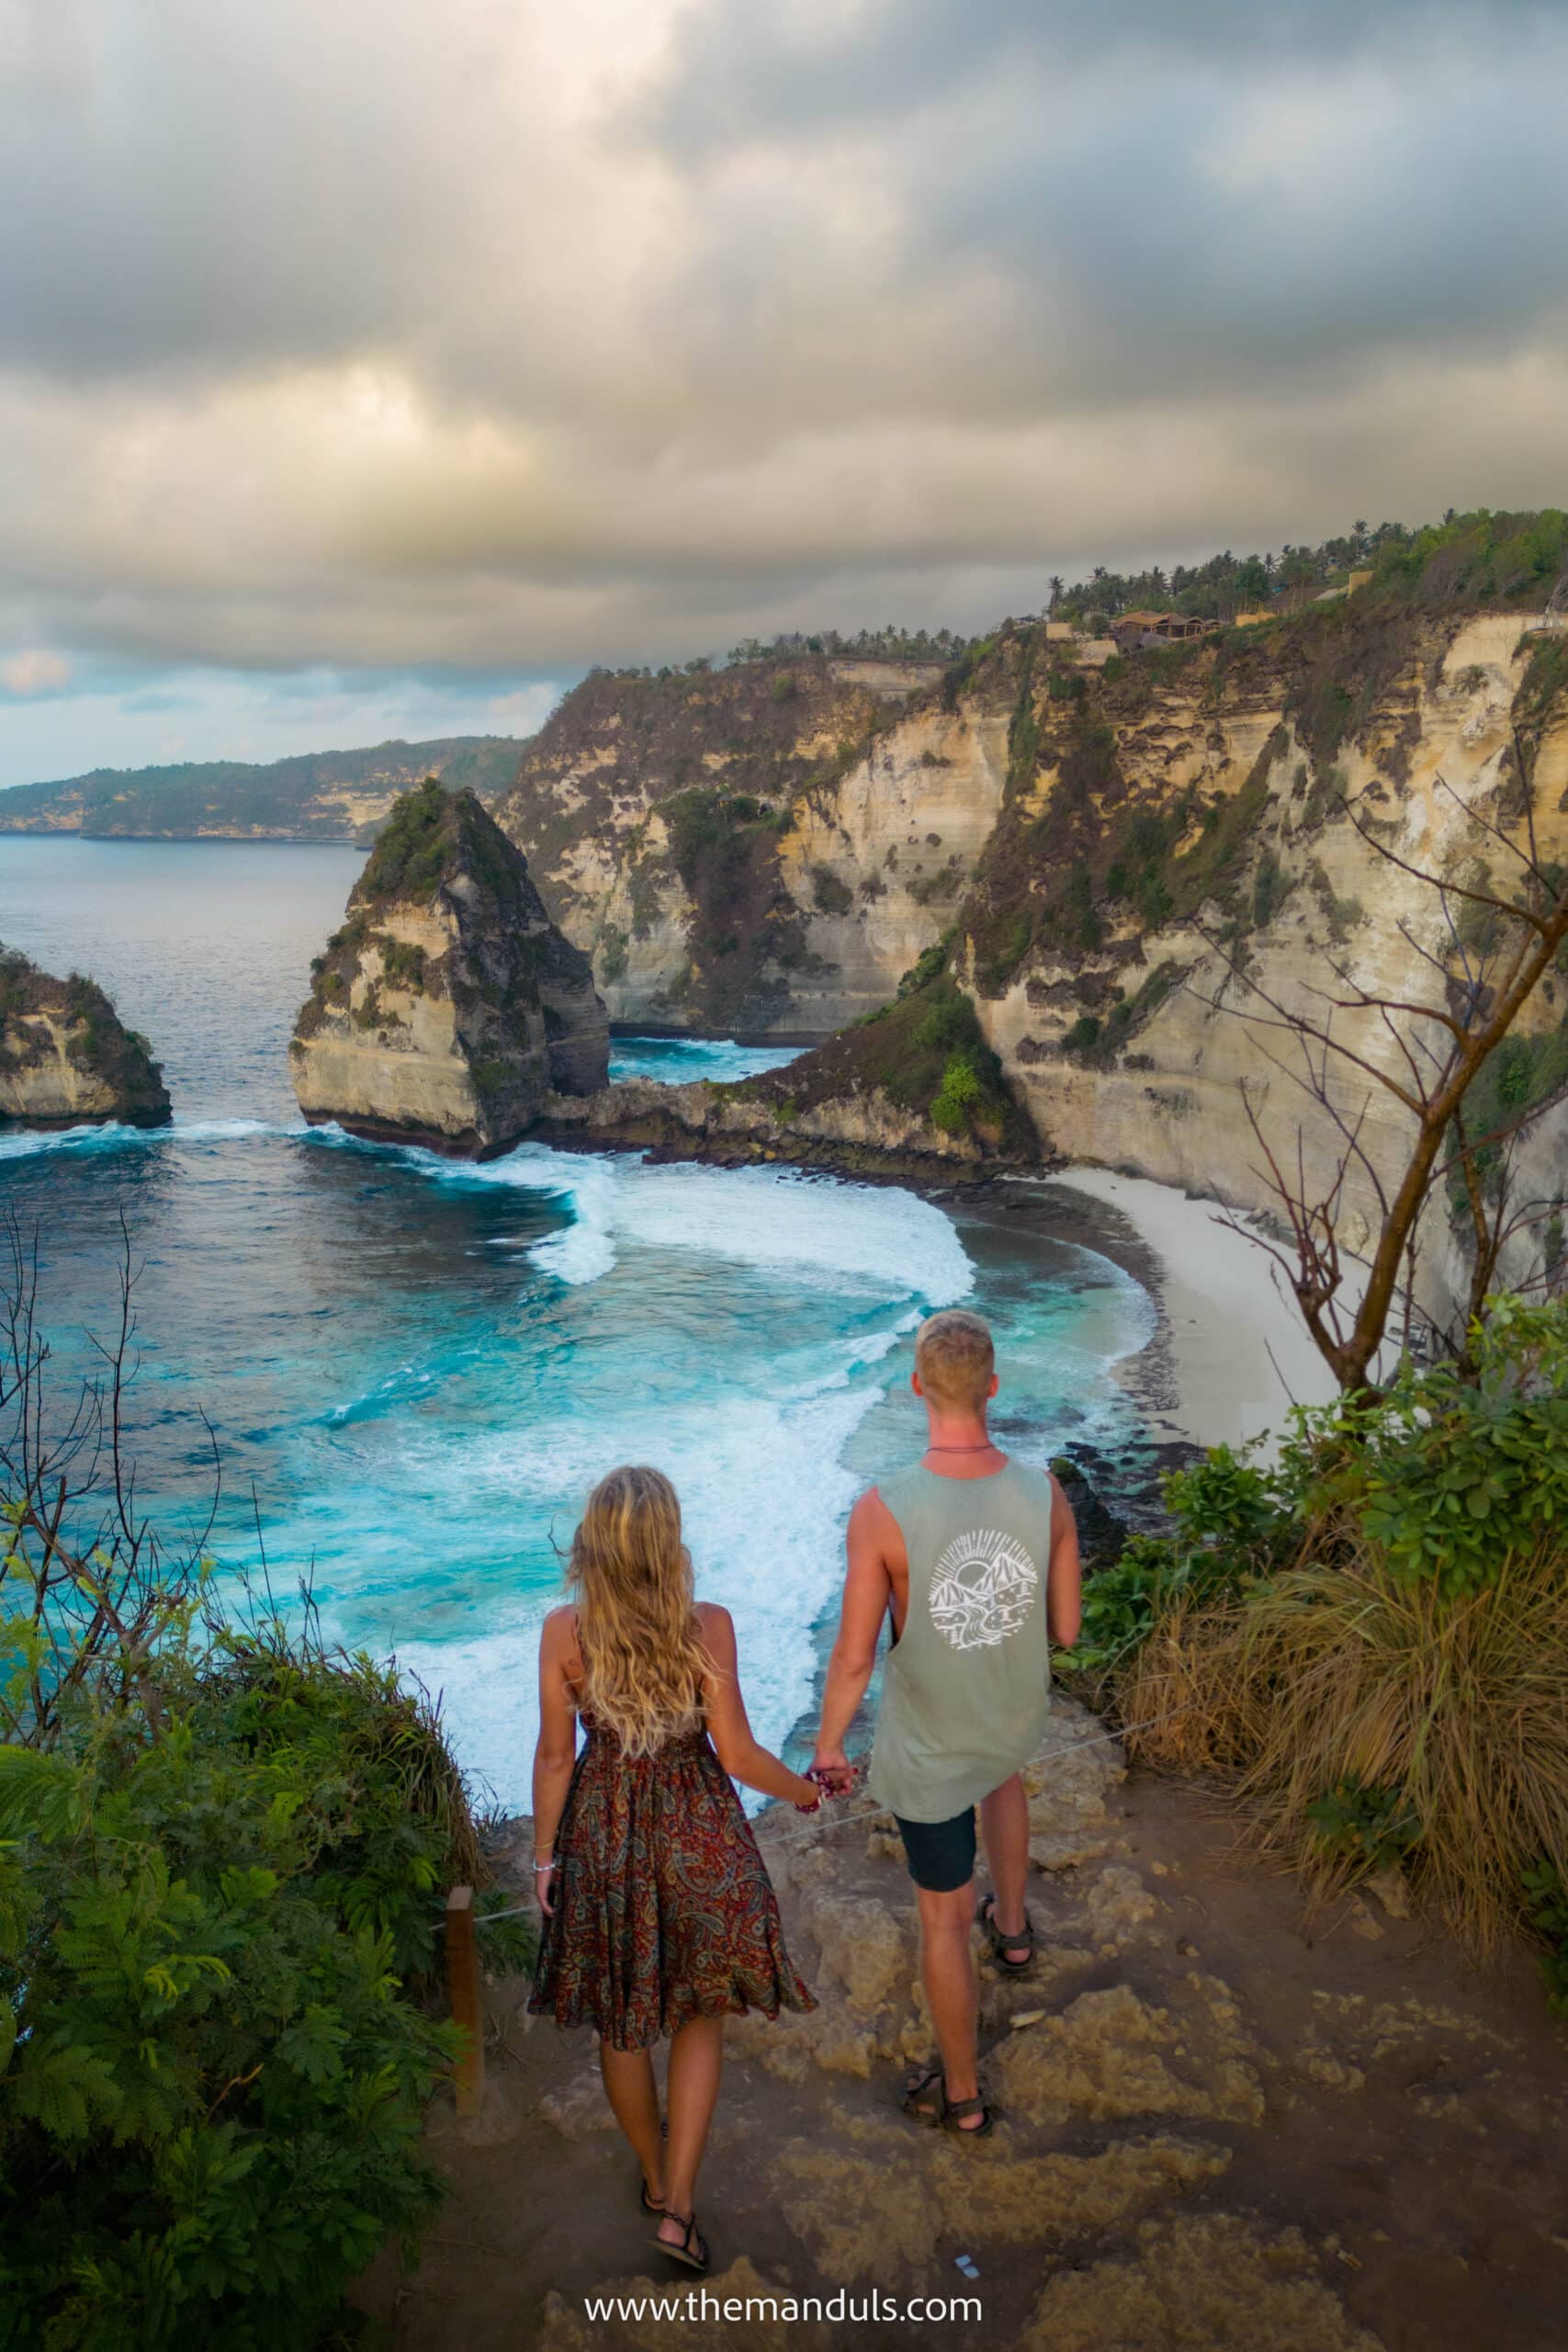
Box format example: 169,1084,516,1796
810,1308,1081,2136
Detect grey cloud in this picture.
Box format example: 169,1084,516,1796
0,0,1564,693
650,0,1564,145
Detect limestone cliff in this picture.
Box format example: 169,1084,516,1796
944,607,1568,1310
0,949,171,1128
496,653,1007,1035
500,514,1568,1318
290,780,608,1155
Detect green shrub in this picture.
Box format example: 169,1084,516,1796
1306,1775,1421,1874
377,937,428,991
0,1602,502,2350
1083,1297,1568,1970
895,937,952,999
358,778,454,904
1061,1443,1287,1681
1311,1297,1568,1597
808,864,853,916
930,1048,984,1135
0,1222,532,2348
1522,1860,1568,2015
598,924,628,981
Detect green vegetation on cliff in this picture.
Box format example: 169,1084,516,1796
736,957,1031,1156
1050,505,1567,629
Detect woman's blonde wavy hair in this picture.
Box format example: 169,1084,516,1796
568,1464,710,1758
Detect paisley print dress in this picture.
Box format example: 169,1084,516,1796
529,1722,815,2052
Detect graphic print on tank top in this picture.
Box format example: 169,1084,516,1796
929,1525,1041,1652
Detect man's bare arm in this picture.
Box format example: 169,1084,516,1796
811,1489,895,1787
1046,1476,1083,1649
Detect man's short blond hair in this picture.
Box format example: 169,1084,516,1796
914,1309,996,1410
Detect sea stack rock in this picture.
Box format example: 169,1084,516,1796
290,778,609,1155
0,948,171,1128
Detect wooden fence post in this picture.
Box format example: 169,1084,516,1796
445,1883,484,2117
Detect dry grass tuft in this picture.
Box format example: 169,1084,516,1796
1119,1537,1568,1954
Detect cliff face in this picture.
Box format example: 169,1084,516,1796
495,655,1007,1035
954,611,1568,1292
0,950,171,1128
289,781,608,1155
496,546,1568,1318
716,602,1562,1320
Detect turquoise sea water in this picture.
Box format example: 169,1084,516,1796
1,837,1154,1805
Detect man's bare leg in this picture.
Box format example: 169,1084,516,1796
979,1771,1032,1962
914,1880,986,2127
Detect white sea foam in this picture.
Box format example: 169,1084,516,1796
392,1364,887,1811
0,1114,305,1161
0,1121,128,1160
297,1129,973,1304
406,1141,974,1302
174,1115,308,1142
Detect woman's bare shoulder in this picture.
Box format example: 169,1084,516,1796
694,1599,736,1648
539,1603,579,1654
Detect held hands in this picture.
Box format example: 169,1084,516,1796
534,1856,558,1916
807,1745,856,1799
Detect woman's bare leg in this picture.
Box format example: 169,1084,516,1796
657,2015,724,2244
597,2040,664,2203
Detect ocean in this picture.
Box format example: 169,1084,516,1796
1,836,1155,1806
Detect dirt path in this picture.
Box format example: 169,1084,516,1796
355,1702,1568,2351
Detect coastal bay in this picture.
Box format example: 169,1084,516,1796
2,834,1303,1811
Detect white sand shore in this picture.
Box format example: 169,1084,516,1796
1043,1168,1344,1453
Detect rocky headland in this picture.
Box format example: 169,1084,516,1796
290,779,608,1155
0,947,170,1128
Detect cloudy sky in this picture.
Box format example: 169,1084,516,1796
2,0,1566,786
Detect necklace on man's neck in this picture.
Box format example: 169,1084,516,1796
926,1442,999,1453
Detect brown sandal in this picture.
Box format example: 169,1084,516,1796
978,1893,1035,1973
901,2064,996,2138
939,2091,996,2139
653,2211,709,2272
901,2064,945,2125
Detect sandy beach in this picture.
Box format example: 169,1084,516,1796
1026,1167,1344,1454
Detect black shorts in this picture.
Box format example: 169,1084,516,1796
893,1805,977,1893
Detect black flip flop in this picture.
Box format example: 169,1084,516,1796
653,2211,709,2272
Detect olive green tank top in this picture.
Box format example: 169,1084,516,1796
866,1457,1054,1824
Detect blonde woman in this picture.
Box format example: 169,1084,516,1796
529,1465,821,2273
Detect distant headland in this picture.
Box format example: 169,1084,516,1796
0,735,524,843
